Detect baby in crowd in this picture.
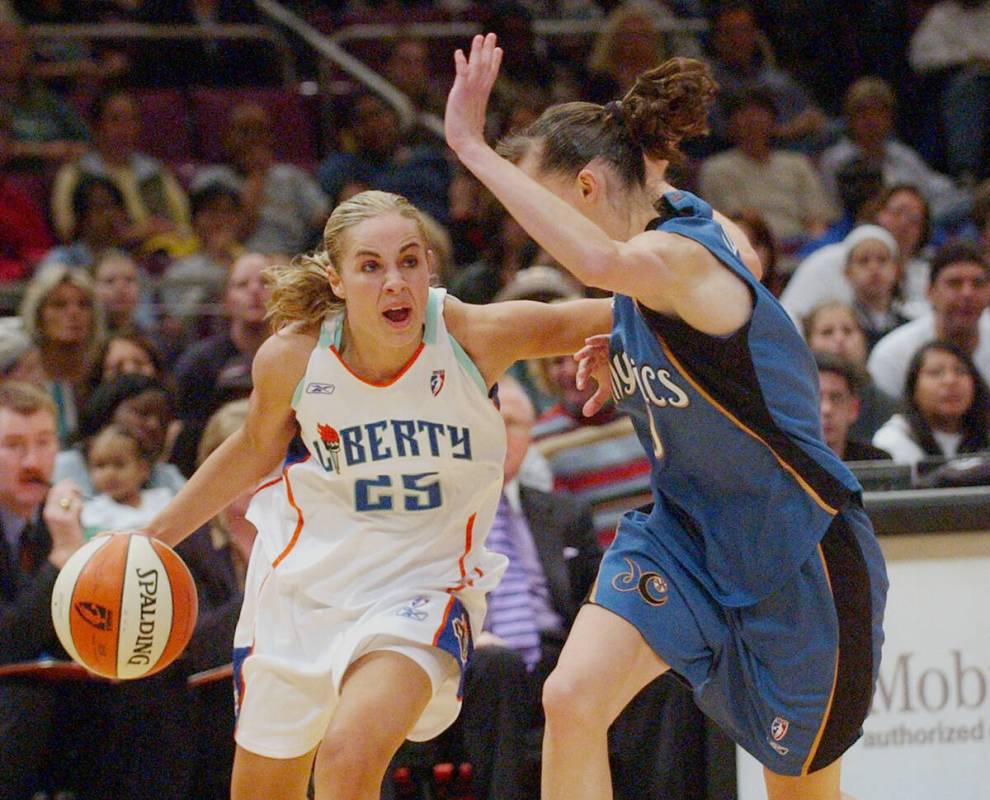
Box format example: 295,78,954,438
81,423,174,537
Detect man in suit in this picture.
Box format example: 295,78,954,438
425,376,599,800
0,381,88,798
0,381,195,800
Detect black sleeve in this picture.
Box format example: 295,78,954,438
563,502,603,608
175,528,241,671
182,599,241,672
0,562,65,664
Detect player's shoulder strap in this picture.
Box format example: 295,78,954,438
645,189,714,231
427,286,489,396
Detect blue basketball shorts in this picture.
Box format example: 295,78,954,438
590,501,887,776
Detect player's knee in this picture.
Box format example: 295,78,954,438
314,727,391,788
541,666,607,728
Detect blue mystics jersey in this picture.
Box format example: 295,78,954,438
610,190,861,607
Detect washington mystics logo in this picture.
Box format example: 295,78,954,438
610,557,669,607
313,423,342,473
431,369,445,397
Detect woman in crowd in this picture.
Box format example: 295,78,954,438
804,299,898,440
19,263,103,441
81,329,170,417
872,340,990,465
90,249,150,335
55,373,184,496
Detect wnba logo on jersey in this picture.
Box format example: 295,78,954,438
314,423,342,473
431,369,445,396
609,351,689,410
768,716,791,756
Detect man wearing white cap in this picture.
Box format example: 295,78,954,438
840,224,908,350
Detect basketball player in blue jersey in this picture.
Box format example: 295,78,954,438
126,189,612,800
446,34,887,800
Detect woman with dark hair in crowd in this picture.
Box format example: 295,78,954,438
90,248,155,335
872,340,990,465
54,373,185,496
83,330,167,401
37,175,131,272
446,33,886,800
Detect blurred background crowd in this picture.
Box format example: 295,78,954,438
2,1,990,799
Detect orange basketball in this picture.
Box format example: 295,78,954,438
51,534,198,680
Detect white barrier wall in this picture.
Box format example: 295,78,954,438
738,533,990,800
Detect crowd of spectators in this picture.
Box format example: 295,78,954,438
3,1,990,799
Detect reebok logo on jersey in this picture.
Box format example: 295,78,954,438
431,369,445,396
397,596,430,621
306,382,336,395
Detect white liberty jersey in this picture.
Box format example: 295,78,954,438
246,287,508,610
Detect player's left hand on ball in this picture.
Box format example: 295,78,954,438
574,334,612,418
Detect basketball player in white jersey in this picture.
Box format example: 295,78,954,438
132,190,611,800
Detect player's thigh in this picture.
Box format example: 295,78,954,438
328,649,435,750
231,743,318,800
545,603,670,724
763,757,843,800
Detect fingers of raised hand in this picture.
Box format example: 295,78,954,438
582,386,610,418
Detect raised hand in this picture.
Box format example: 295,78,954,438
43,480,85,569
444,33,503,156
574,334,614,418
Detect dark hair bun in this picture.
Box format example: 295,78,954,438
619,57,717,161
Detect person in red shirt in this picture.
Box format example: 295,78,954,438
0,109,53,281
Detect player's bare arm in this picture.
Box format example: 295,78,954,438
444,294,613,387
145,326,313,547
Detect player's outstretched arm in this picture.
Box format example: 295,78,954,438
446,35,655,297
444,295,612,388
445,34,753,331
143,328,311,547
